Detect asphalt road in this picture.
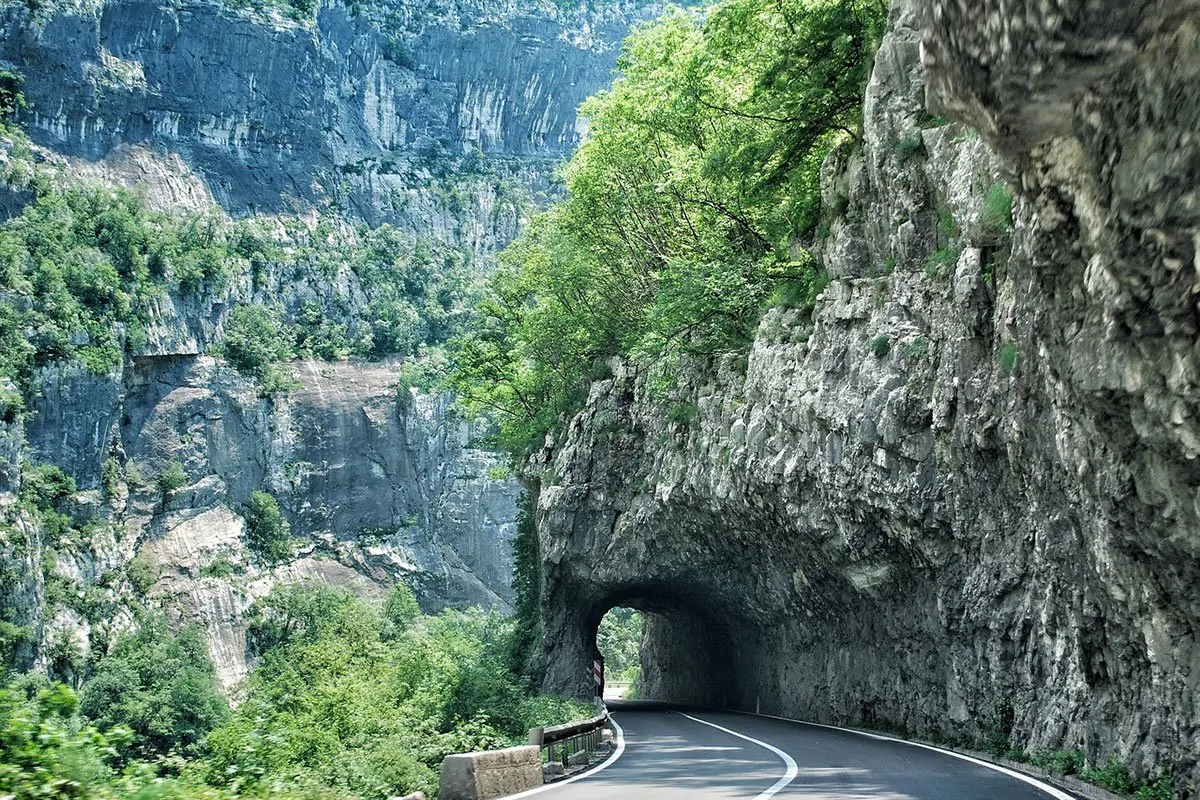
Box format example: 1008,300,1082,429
510,702,1082,800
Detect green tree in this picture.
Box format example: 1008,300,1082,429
241,490,293,564
0,70,25,120
504,494,542,677
216,306,292,381
597,607,643,683
78,620,229,759
449,0,884,458
156,461,187,499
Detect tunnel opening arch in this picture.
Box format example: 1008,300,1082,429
558,580,764,710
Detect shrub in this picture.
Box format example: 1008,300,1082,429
256,362,301,397
101,458,121,498
217,305,292,381
0,69,25,119
19,463,76,511
770,268,830,313
667,402,699,427
1083,757,1136,794
937,205,957,239
999,342,1018,374
924,246,958,279
198,558,243,579
1134,773,1174,800
156,461,187,498
1029,748,1085,776
904,337,928,359
982,181,1014,236
79,620,230,759
382,583,421,636
895,133,926,166
0,683,116,798
871,335,891,359
0,387,23,424
125,554,159,594
241,490,293,564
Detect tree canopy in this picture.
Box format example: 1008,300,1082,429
449,0,885,457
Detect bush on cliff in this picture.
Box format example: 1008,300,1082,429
448,0,886,457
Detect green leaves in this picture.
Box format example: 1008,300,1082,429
78,621,230,761
450,0,883,459
240,490,294,564
208,584,589,799
0,70,25,120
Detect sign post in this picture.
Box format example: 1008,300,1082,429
592,658,603,697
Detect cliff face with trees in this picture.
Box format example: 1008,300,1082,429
0,0,647,695
450,0,1199,795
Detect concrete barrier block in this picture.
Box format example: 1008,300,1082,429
439,745,543,800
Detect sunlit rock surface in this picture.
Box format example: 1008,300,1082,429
537,0,1200,790
0,0,647,689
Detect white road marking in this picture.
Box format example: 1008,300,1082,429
501,716,627,799
740,710,1079,800
677,712,799,800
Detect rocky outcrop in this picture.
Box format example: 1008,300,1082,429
15,352,518,691
0,0,647,688
0,0,648,230
537,0,1199,793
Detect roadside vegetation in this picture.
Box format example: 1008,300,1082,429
0,583,591,799
448,0,886,457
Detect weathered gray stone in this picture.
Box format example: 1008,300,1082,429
0,0,650,230
537,0,1200,794
440,745,542,800
19,354,520,691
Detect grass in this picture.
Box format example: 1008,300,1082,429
667,402,699,427
895,133,926,167
870,335,890,359
924,246,959,279
999,342,1018,374
982,181,1014,237
904,337,928,359
937,205,957,239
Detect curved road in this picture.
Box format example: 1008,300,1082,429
512,702,1082,800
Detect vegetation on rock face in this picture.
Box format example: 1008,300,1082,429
79,620,230,761
0,178,472,400
448,0,886,457
504,494,543,680
240,490,294,564
0,70,26,120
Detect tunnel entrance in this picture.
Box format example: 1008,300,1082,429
596,606,644,699
566,585,756,710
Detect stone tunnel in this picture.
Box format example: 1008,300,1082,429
530,0,1200,788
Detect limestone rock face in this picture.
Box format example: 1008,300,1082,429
0,0,644,689
0,0,647,228
17,352,518,691
537,0,1200,791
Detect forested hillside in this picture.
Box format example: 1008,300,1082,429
449,0,884,455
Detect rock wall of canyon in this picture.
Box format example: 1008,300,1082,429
536,0,1200,792
0,0,644,689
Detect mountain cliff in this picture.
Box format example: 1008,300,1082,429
0,0,646,690
535,0,1199,793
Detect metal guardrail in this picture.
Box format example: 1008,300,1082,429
527,712,610,769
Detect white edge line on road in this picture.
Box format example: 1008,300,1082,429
677,712,799,800
500,716,627,799
737,710,1078,800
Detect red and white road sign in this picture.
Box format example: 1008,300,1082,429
593,660,603,686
